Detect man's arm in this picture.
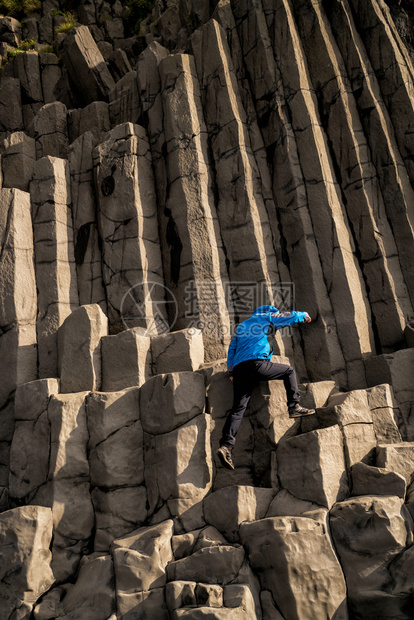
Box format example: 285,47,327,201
269,311,311,328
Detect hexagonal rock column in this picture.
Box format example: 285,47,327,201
0,188,38,406
240,516,348,620
228,0,348,387
151,328,204,375
93,123,167,334
140,371,206,436
159,53,232,360
47,392,94,583
190,20,282,321
365,349,414,440
290,0,412,352
0,132,36,191
28,101,69,159
9,378,59,505
58,304,108,393
330,495,412,618
329,0,414,310
30,156,79,379
276,425,349,508
101,328,151,391
111,520,173,618
13,50,44,128
203,485,274,543
0,78,23,133
321,389,377,469
0,506,54,620
86,388,146,550
34,553,116,620
144,414,212,525
376,443,414,486
68,131,106,311
366,384,402,444
60,26,115,104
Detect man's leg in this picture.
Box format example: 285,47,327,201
219,360,260,448
254,361,300,406
254,361,314,416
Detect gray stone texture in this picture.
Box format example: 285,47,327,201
30,156,79,379
93,123,167,334
60,25,115,104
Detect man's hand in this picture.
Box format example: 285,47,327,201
303,313,311,323
229,376,233,382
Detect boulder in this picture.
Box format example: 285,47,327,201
0,506,54,620
276,425,348,508
151,328,204,374
0,131,36,191
266,488,324,518
144,414,212,517
376,443,414,485
366,383,402,443
342,422,377,468
116,587,169,619
167,545,245,585
139,371,205,435
101,328,151,391
203,486,274,542
330,494,412,617
365,349,414,440
240,516,347,620
60,25,115,104
59,553,115,619
166,581,197,613
58,304,108,393
111,520,174,593
351,462,406,498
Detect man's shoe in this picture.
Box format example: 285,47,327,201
288,403,315,418
217,445,234,470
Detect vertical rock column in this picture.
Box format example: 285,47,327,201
93,122,167,335
349,0,414,187
291,0,412,351
68,131,106,311
30,156,79,379
231,0,347,385
329,0,414,309
13,51,44,128
190,22,279,310
0,188,38,501
259,0,376,386
159,53,232,360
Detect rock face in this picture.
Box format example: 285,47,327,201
1,0,414,618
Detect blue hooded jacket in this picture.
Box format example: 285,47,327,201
227,305,309,374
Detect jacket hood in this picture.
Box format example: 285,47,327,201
252,305,279,315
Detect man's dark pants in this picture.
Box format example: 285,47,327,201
220,359,300,448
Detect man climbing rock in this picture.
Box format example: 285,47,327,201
217,305,315,470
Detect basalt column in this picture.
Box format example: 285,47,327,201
93,122,167,335
159,53,232,360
